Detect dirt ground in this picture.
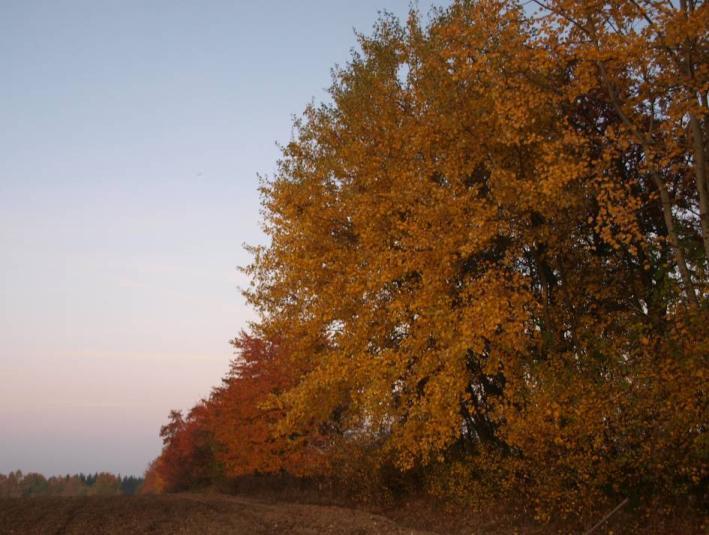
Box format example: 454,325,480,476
1,493,704,534
0,494,433,534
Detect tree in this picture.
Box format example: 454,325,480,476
144,0,705,521
151,403,222,492
530,0,708,304
209,332,325,477
243,0,707,519
89,473,122,496
19,473,48,497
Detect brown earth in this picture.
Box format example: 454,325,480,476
0,494,433,535
1,493,704,534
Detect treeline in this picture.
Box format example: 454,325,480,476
146,0,707,526
0,471,143,497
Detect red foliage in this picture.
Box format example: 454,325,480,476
209,332,324,477
150,403,220,492
147,332,325,491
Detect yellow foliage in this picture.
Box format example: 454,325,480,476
240,0,708,521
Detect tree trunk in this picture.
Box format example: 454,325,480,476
651,172,698,307
688,113,709,260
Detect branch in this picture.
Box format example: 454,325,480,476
583,497,629,535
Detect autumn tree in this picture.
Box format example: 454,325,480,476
88,473,122,496
147,331,326,492
140,459,166,495
530,0,708,304
208,332,325,478
242,0,707,519
0,471,23,497
145,0,706,522
152,404,222,492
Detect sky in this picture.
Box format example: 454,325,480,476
0,0,439,477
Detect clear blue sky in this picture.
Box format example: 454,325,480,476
0,0,438,477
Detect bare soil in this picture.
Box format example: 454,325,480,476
1,493,704,534
0,494,432,535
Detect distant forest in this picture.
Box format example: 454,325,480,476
0,471,143,497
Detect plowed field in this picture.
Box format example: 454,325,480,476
0,494,431,534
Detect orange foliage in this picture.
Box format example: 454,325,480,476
208,333,326,477
150,404,220,492
147,332,327,492
241,0,707,519
149,0,707,522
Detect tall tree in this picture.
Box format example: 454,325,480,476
244,0,707,517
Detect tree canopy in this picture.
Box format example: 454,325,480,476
149,0,707,522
